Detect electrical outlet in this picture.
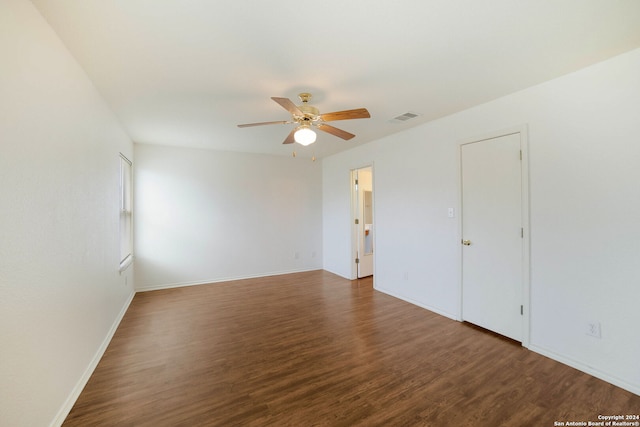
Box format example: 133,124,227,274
586,322,601,339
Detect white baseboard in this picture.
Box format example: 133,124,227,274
47,274,638,427
321,267,351,280
135,267,323,292
374,286,460,321
376,287,639,396
50,290,136,427
529,344,640,396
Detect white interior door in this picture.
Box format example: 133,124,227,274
355,167,373,278
461,133,523,341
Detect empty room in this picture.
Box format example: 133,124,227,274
1,1,640,426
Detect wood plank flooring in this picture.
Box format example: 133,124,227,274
64,270,639,426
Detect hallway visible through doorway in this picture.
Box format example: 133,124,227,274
352,166,373,278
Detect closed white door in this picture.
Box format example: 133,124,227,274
461,133,523,341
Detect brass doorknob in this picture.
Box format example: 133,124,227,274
462,240,471,246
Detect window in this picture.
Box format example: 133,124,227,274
119,153,133,270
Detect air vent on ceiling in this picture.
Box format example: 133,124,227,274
389,111,420,124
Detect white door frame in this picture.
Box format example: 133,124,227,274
458,125,531,348
350,164,376,281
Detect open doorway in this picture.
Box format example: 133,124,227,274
351,166,374,278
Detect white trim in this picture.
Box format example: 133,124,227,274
458,125,524,146
379,281,640,396
350,163,376,284
457,125,531,347
375,286,459,321
118,254,133,272
135,268,322,292
50,290,136,427
371,163,377,290
322,267,351,280
118,153,133,269
349,168,358,281
520,126,531,348
529,345,640,396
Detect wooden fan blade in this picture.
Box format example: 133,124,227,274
282,127,296,144
317,123,355,140
237,120,289,128
271,97,303,116
320,108,370,122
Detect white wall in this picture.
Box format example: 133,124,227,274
323,48,640,394
0,1,135,426
134,144,323,290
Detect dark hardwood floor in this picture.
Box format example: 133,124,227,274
64,270,639,426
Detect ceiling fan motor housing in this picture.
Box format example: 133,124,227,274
297,104,320,122
295,93,319,122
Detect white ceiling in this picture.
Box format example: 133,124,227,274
31,0,640,158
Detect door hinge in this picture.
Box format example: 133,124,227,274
521,227,524,238
521,305,524,315
519,150,522,160
355,218,359,225
355,258,360,264
355,178,358,186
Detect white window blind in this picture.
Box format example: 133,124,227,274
119,154,133,270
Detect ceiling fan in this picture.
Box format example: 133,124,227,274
237,93,370,146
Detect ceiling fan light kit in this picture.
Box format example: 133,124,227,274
294,125,316,145
238,92,370,147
